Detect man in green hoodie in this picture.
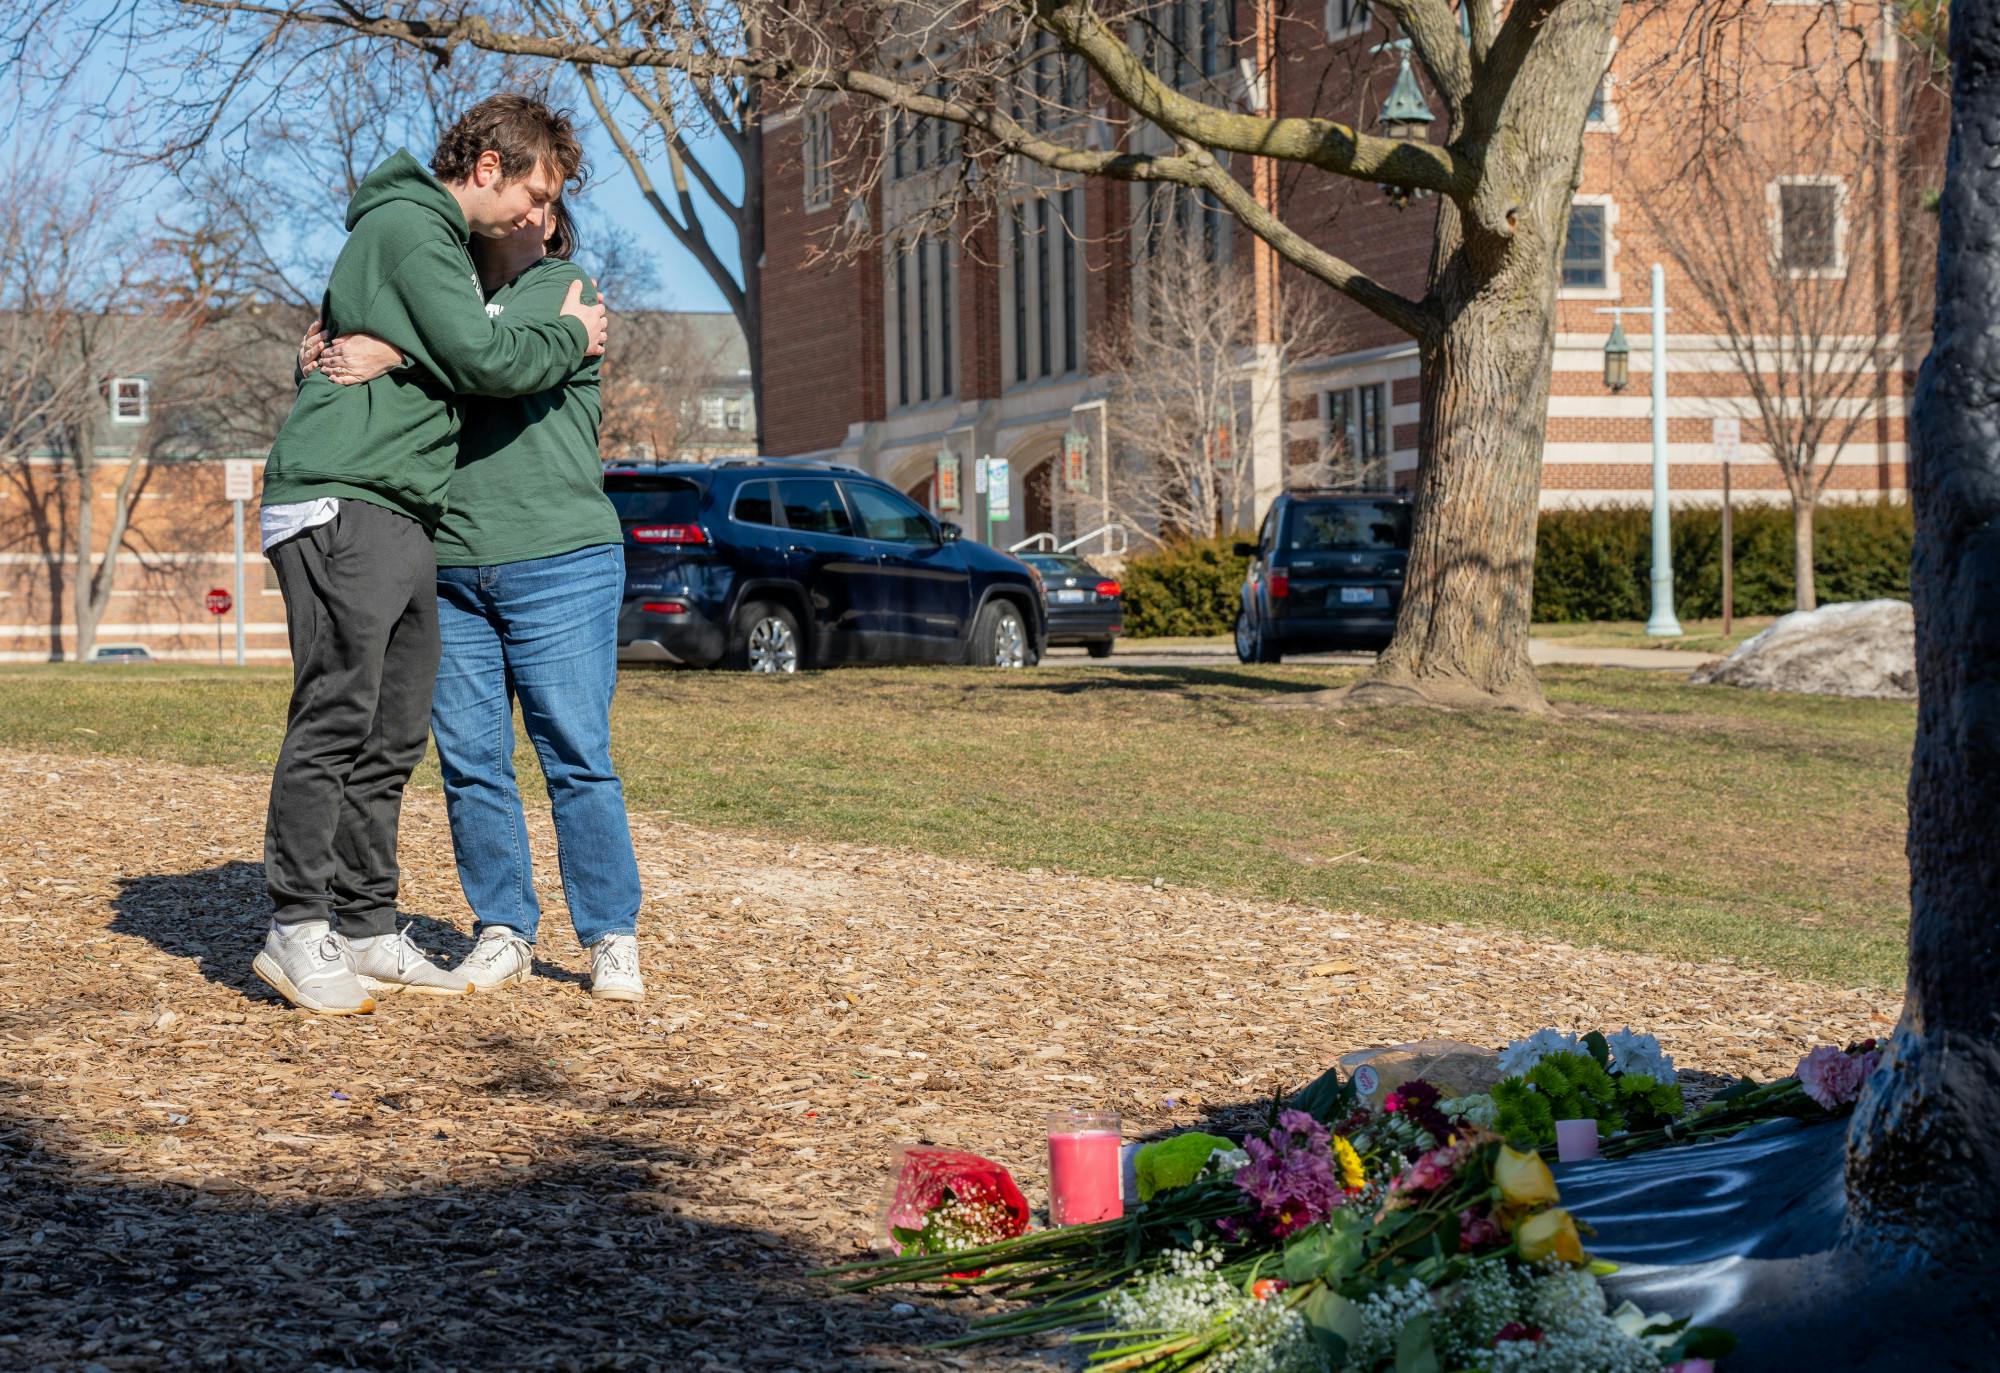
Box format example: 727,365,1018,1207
252,95,610,1016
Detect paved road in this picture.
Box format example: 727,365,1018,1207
1041,638,1723,671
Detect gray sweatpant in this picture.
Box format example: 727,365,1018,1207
264,499,439,937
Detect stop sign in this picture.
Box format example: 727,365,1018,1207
206,588,232,616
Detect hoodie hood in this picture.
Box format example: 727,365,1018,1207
345,149,468,240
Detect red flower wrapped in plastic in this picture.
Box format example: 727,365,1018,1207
883,1147,1032,1276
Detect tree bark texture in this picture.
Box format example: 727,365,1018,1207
1844,0,2000,1261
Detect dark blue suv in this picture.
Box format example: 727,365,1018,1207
607,460,1047,672
1234,492,1412,661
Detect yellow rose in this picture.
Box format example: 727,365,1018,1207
1515,1207,1586,1264
1495,1146,1560,1208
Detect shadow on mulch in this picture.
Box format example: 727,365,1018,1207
108,864,489,1003
0,1103,1033,1372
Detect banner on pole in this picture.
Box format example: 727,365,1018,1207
935,446,962,512
987,457,1011,519
1061,426,1091,493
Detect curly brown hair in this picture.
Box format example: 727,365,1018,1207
430,93,586,192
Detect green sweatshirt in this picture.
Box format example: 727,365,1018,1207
262,150,591,529
433,258,619,568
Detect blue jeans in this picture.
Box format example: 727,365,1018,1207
432,544,641,947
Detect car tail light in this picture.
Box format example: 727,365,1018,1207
642,600,690,616
629,524,708,545
1268,572,1290,599
1094,580,1121,598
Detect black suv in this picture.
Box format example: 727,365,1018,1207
607,460,1047,672
1233,492,1412,662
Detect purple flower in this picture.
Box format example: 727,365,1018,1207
1231,1111,1348,1237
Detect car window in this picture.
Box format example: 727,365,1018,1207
732,480,779,526
775,478,855,537
1284,500,1411,552
845,483,936,545
1024,554,1096,577
607,477,703,528
1257,504,1279,553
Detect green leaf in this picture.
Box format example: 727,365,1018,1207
1300,1287,1360,1362
1582,1031,1612,1070
1713,1075,1763,1103
1282,1226,1364,1284
1394,1313,1442,1373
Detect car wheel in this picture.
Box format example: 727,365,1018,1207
1086,639,1115,659
972,600,1030,669
730,601,801,674
1235,608,1280,664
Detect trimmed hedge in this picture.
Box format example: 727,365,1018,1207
1117,501,1912,636
1121,535,1251,637
1532,500,1912,622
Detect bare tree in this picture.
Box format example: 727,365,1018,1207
0,153,223,660
599,312,742,460
1626,32,1931,613
1103,219,1340,544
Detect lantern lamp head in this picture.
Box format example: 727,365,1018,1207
1603,318,1632,392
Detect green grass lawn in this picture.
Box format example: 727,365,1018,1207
0,661,1911,988
1531,617,1778,656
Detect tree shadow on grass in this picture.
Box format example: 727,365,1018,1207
108,864,484,1005
999,665,1344,697
0,1097,1043,1372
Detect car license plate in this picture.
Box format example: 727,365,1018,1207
1339,586,1377,605
1055,589,1087,604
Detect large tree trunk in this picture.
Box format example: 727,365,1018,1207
1363,279,1557,712
1353,0,1616,712
1791,495,1817,613
1844,0,2000,1260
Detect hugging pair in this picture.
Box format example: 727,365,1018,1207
253,94,643,1014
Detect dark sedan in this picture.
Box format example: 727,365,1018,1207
1020,553,1123,658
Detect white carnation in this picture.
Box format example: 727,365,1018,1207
1604,1027,1677,1086
1498,1028,1581,1079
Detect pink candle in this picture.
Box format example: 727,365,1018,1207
1047,1109,1123,1226
1554,1118,1600,1163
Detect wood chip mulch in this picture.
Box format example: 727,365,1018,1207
0,749,1901,1371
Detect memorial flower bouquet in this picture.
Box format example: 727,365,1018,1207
828,1092,1733,1371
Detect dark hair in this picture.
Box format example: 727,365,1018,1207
431,93,586,192
546,198,578,261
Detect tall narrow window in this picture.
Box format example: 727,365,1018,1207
1562,204,1607,288
895,250,910,407
1061,188,1079,374
1012,208,1029,383
1036,197,1052,377
802,109,832,210
1778,182,1840,273
937,237,954,397
916,237,932,401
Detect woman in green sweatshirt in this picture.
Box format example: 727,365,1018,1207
312,201,644,1002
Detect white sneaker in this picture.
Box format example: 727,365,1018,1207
455,927,534,991
589,933,644,1002
342,925,473,997
252,920,376,1015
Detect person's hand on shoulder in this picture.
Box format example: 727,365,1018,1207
318,331,405,386
562,277,609,358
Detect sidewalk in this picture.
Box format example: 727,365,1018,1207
1042,637,1722,671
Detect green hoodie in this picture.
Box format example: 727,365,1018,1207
433,257,619,567
262,150,590,529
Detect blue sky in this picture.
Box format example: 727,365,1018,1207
19,5,740,314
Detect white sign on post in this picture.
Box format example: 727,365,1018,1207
224,460,256,503
974,457,990,495
986,458,1011,520
1711,417,1741,463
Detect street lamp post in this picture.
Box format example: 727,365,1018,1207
1595,263,1682,638
1372,40,1435,209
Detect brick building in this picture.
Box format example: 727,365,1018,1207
756,0,1937,552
